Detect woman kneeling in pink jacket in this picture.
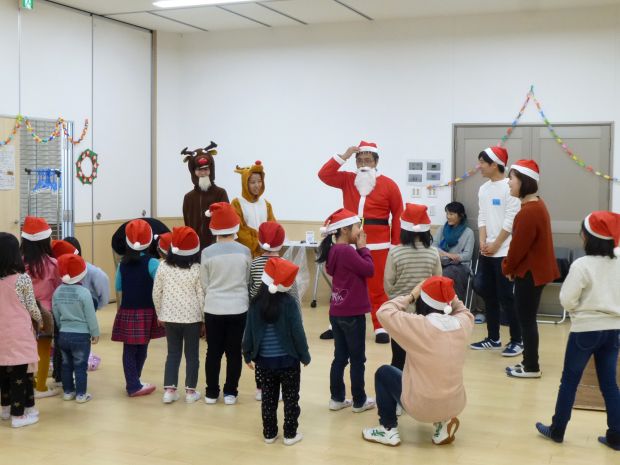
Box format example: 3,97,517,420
362,276,473,446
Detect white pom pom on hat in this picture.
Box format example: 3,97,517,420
134,242,140,248
444,304,453,315
615,246,620,257
205,210,212,217
263,243,271,250
171,246,179,254
62,274,71,284
268,284,278,294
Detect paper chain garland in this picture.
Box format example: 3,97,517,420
427,85,619,189
75,149,99,185
0,115,89,147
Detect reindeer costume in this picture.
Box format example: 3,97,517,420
181,142,229,249
231,160,276,258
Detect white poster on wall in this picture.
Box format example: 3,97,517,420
0,145,15,190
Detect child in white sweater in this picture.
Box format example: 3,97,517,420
536,211,620,451
153,227,204,404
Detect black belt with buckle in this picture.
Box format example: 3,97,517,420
362,218,389,226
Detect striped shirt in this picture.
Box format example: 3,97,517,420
258,324,287,358
249,255,301,308
384,244,442,311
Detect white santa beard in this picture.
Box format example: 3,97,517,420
354,169,377,196
198,176,212,191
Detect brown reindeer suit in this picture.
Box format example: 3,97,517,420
181,142,229,249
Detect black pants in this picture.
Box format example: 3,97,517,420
164,322,202,389
0,365,30,416
204,312,247,398
260,363,301,440
390,339,406,371
515,272,545,372
474,255,522,343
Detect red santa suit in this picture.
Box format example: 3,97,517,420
319,154,403,333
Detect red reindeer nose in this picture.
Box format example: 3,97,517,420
197,158,209,166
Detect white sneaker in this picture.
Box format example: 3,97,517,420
396,404,403,416
279,390,283,402
329,399,352,411
24,407,39,417
63,392,76,401
283,433,303,446
352,397,376,413
12,414,39,428
162,389,180,404
1,406,10,420
362,425,401,446
255,389,262,401
185,389,201,403
52,381,63,388
264,435,278,444
432,417,460,445
204,396,218,404
76,393,92,404
224,395,237,405
35,387,60,399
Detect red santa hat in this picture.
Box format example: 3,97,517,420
170,226,200,256
358,140,378,154
483,146,508,167
58,254,87,285
156,232,172,255
125,219,153,251
259,221,285,252
205,202,240,235
51,240,78,259
583,211,620,257
21,216,52,241
510,159,540,182
261,257,299,294
401,203,431,232
321,208,360,235
420,276,456,315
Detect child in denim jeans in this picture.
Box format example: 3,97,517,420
52,254,100,403
536,211,620,451
317,208,375,413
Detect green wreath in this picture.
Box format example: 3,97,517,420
76,149,99,184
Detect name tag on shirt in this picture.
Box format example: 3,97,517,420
492,198,501,206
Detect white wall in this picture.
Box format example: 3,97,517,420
0,0,152,224
157,5,620,222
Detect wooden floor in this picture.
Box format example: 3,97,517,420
2,303,618,465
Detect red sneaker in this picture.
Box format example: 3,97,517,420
129,383,156,397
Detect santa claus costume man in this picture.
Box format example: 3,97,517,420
181,142,229,250
318,141,403,343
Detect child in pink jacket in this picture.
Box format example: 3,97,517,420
0,232,43,428
362,276,473,446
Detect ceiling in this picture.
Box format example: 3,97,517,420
47,0,620,33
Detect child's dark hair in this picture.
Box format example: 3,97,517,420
581,222,616,259
415,298,439,316
165,250,200,269
121,247,143,265
251,283,289,323
20,237,53,279
478,151,505,173
62,236,82,255
316,226,352,263
508,169,538,198
0,233,26,278
401,230,433,249
445,202,467,222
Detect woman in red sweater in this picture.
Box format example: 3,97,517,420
502,160,559,378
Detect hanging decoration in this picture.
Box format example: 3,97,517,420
427,85,619,189
75,149,99,185
0,115,89,147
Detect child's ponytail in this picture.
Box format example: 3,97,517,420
316,231,337,264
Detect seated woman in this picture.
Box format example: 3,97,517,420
435,202,474,301
362,276,474,447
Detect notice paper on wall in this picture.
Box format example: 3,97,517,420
0,145,16,190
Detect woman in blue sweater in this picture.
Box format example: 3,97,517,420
243,257,311,446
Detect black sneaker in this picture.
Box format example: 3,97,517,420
375,333,390,344
319,329,333,340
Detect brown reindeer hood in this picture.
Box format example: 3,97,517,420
181,141,218,189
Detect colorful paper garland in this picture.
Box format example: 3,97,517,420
75,149,99,185
427,85,619,189
0,115,89,147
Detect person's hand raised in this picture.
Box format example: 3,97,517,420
356,230,367,249
341,146,359,160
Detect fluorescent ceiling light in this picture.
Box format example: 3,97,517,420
153,0,257,7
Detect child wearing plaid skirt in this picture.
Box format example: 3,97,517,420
112,219,165,397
